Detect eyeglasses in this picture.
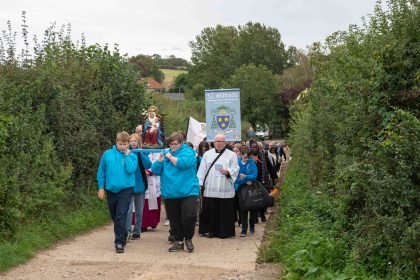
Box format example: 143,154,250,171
214,141,225,143
169,142,180,146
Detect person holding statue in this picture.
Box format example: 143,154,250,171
142,105,164,146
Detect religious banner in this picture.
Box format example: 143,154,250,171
186,116,207,148
205,88,241,142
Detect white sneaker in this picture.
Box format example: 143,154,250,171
164,220,170,226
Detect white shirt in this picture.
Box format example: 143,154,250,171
197,148,239,198
146,152,161,209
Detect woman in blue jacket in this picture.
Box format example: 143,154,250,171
234,146,258,237
152,132,199,253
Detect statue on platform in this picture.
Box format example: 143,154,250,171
142,105,165,147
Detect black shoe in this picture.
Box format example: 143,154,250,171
169,241,184,252
261,215,267,223
115,244,124,253
131,233,140,240
185,239,194,252
168,235,175,243
141,227,147,232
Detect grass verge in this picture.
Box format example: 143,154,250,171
0,196,109,272
259,161,380,280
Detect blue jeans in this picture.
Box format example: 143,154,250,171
106,188,133,245
126,192,145,235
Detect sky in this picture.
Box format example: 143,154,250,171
0,0,382,61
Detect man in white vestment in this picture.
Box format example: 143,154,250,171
197,134,239,238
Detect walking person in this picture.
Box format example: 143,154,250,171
125,134,152,240
151,132,200,252
250,141,278,223
198,134,239,238
269,146,281,175
232,142,242,226
234,146,258,237
97,131,137,253
141,152,162,232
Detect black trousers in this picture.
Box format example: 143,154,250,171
234,191,241,224
164,196,198,241
106,187,133,245
240,210,256,231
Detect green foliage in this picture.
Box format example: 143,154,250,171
172,72,188,92
189,83,206,100
153,54,190,69
234,22,288,74
129,54,164,82
260,165,367,279
222,64,280,128
274,0,419,278
189,25,238,89
188,22,289,90
0,17,146,242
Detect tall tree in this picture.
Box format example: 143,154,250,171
187,22,290,90
222,64,281,128
188,25,238,89
233,22,288,74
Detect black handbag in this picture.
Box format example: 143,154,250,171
238,181,274,211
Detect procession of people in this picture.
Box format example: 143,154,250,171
97,105,287,253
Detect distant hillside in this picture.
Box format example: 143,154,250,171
161,68,187,91
154,55,190,69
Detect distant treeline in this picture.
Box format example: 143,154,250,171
127,54,189,83
152,54,190,69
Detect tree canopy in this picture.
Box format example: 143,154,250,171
188,22,289,89
128,54,164,82
222,64,279,128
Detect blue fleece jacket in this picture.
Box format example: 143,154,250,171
133,152,152,193
96,145,138,193
151,144,199,199
234,157,258,191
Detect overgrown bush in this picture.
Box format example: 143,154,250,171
0,16,146,240
283,0,419,278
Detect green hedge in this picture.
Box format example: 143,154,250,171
0,21,146,241
271,0,419,278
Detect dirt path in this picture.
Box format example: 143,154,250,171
2,208,279,280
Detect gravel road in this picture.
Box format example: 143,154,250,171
2,209,279,280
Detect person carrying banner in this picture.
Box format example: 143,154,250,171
197,134,239,238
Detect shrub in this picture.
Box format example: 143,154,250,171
0,17,146,240
282,0,419,278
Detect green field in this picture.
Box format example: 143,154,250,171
160,68,187,89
